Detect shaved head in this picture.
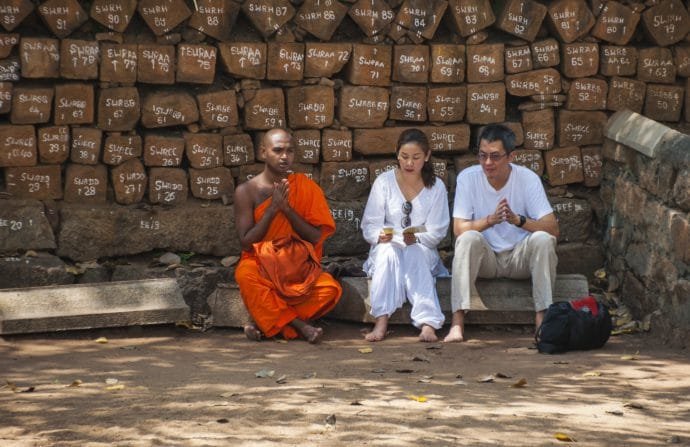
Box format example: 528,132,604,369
262,129,291,148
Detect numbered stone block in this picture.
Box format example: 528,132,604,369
38,125,69,164
237,163,265,184
11,87,53,124
641,0,690,47
64,163,107,203
98,87,140,131
339,86,389,128
304,43,351,78
287,85,334,130
425,125,471,153
566,78,607,110
0,33,19,58
348,0,394,37
546,0,595,43
368,159,397,184
90,0,137,32
581,146,602,187
103,134,141,166
637,48,676,84
294,0,349,41
430,157,448,185
674,45,690,78
561,42,599,78
607,77,646,113
557,110,607,147
430,44,465,83
138,0,191,36
70,127,102,165
506,68,561,97
322,129,352,162
137,44,175,84
54,83,94,125
59,39,98,79
4,165,62,199
447,0,495,37
496,0,548,41
505,45,533,74
428,86,466,122
243,88,285,130
293,130,320,164
144,134,185,167
644,84,685,122
0,82,11,114
347,44,391,87
147,167,188,205
531,38,560,69
511,149,544,175
20,38,60,78
223,133,254,166
141,91,199,128
522,108,554,150
184,133,223,169
467,43,504,83
392,45,429,83
0,0,34,32
197,90,238,129
177,44,217,84
111,158,146,204
466,83,505,124
319,161,370,200
267,43,304,81
389,86,427,122
218,42,266,79
394,0,447,40
590,1,640,45
353,127,405,155
100,43,137,83
353,126,470,156
0,125,36,167
37,0,87,38
189,166,233,200
544,146,583,186
291,163,317,183
0,58,20,81
600,45,637,77
188,0,240,42
241,0,295,38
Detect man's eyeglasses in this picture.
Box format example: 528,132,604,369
477,151,508,162
402,201,412,228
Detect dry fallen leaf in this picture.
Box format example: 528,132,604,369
105,378,118,385
478,375,495,383
105,384,125,391
582,371,602,377
255,369,275,378
495,372,512,379
216,418,229,424
425,344,442,350
624,402,644,409
325,414,336,426
94,337,108,344
606,410,624,416
68,380,82,388
358,347,373,354
412,356,429,362
220,392,239,398
408,395,427,403
395,369,415,374
453,380,468,386
19,386,35,393
511,378,527,388
350,400,363,406
275,375,287,384
555,432,576,442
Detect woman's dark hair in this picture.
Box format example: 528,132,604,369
396,128,436,188
477,124,517,154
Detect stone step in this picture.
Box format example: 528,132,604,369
0,278,190,335
210,274,589,328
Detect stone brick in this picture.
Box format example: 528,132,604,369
466,43,504,83
641,0,690,47
544,146,584,186
496,0,547,41
0,0,34,32
637,47,676,84
392,0,447,41
103,134,141,166
531,38,560,68
674,45,690,78
197,90,238,129
176,44,217,84
0,125,36,167
97,87,140,131
138,0,191,36
429,44,465,83
511,149,544,175
347,44,391,86
590,1,640,45
89,0,137,32
581,146,603,187
38,126,69,164
566,78,607,110
353,125,470,155
223,134,254,167
505,45,533,74
137,44,175,84
0,82,11,114
243,88,285,130
292,130,320,164
0,58,20,82
687,78,690,123
505,68,561,97
19,38,60,78
392,45,428,83
522,108,554,151
144,135,185,167
466,83,505,124
70,127,102,165
184,133,223,169
447,0,495,37
37,0,87,38
189,166,234,201
546,0,595,43
100,43,137,83
551,197,592,243
286,85,334,129
63,163,107,203
4,165,62,200
54,83,94,125
266,43,304,81
324,200,369,256
217,42,266,79
347,0,395,37
389,86,427,122
141,91,199,128
304,43,351,78
561,42,599,78
148,167,188,205
290,163,317,183
187,0,240,42
427,86,466,122
241,0,295,38
607,76,646,113
11,87,53,124
558,110,607,146
322,129,352,162
294,0,349,41
600,45,637,76
60,39,99,79
339,86,389,128
319,161,370,200
644,84,685,122
0,201,56,255
369,159,398,184
111,158,146,205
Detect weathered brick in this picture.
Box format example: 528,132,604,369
37,0,87,38
561,42,599,78
505,68,561,97
319,161,370,200
566,78,608,110
144,134,185,167
321,129,352,162
103,134,141,166
607,76,646,113
389,86,427,122
141,91,199,128
353,125,470,155
243,88,285,130
38,126,69,164
187,0,240,41
138,0,191,36
600,45,637,76
189,166,234,201
511,149,544,175
347,44,391,86
447,0,495,37
110,158,146,205
148,167,188,205
637,47,676,84
392,0,447,41
241,0,295,38
644,84,685,122
0,125,36,167
11,87,53,124
4,165,62,200
0,0,34,32
60,39,99,79
184,133,223,169
544,146,584,186
590,1,640,45
267,43,305,81
392,45,429,83
522,108,554,151
531,38,560,68
293,130,320,164
466,83,505,124
100,43,137,83
97,87,140,131
0,82,11,114
347,0,394,37
197,90,238,129
641,0,690,47
20,38,60,78
304,43,351,78
558,110,607,146
90,0,137,32
505,45,533,74
339,86,389,128
63,163,107,203
466,43,504,83
551,197,592,243
176,44,217,84
674,45,690,78
286,85,334,129
427,86,466,123
54,83,94,125
137,44,175,84
217,42,266,79
223,134,254,167
496,0,547,41
294,0,349,41
70,127,102,165
546,0,595,43
581,145,603,187
429,44,465,83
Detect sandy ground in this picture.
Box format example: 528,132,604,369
1,321,689,447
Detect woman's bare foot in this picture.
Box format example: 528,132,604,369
365,316,389,342
443,311,465,343
418,324,438,342
243,323,262,341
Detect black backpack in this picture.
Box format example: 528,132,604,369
536,297,612,354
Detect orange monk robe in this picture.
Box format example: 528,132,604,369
235,173,342,339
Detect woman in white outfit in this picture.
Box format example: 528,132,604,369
360,129,450,342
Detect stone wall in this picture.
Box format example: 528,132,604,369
2,0,690,283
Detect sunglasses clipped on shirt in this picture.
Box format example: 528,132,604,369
402,200,412,228
477,151,508,162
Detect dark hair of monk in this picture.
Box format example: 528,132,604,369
478,124,517,154
396,128,436,188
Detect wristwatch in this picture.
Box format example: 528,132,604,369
516,214,527,227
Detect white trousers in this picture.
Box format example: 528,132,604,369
364,243,445,329
451,230,557,312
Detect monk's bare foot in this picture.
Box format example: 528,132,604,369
443,324,464,343
243,323,262,341
365,316,388,342
418,324,438,342
301,325,323,344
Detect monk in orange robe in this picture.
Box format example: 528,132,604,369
234,129,342,343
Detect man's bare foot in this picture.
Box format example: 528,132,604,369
365,316,389,342
243,323,262,341
418,324,438,342
535,310,546,336
443,310,466,343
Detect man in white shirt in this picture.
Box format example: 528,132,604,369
445,124,560,342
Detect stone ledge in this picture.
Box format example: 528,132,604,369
605,109,690,160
